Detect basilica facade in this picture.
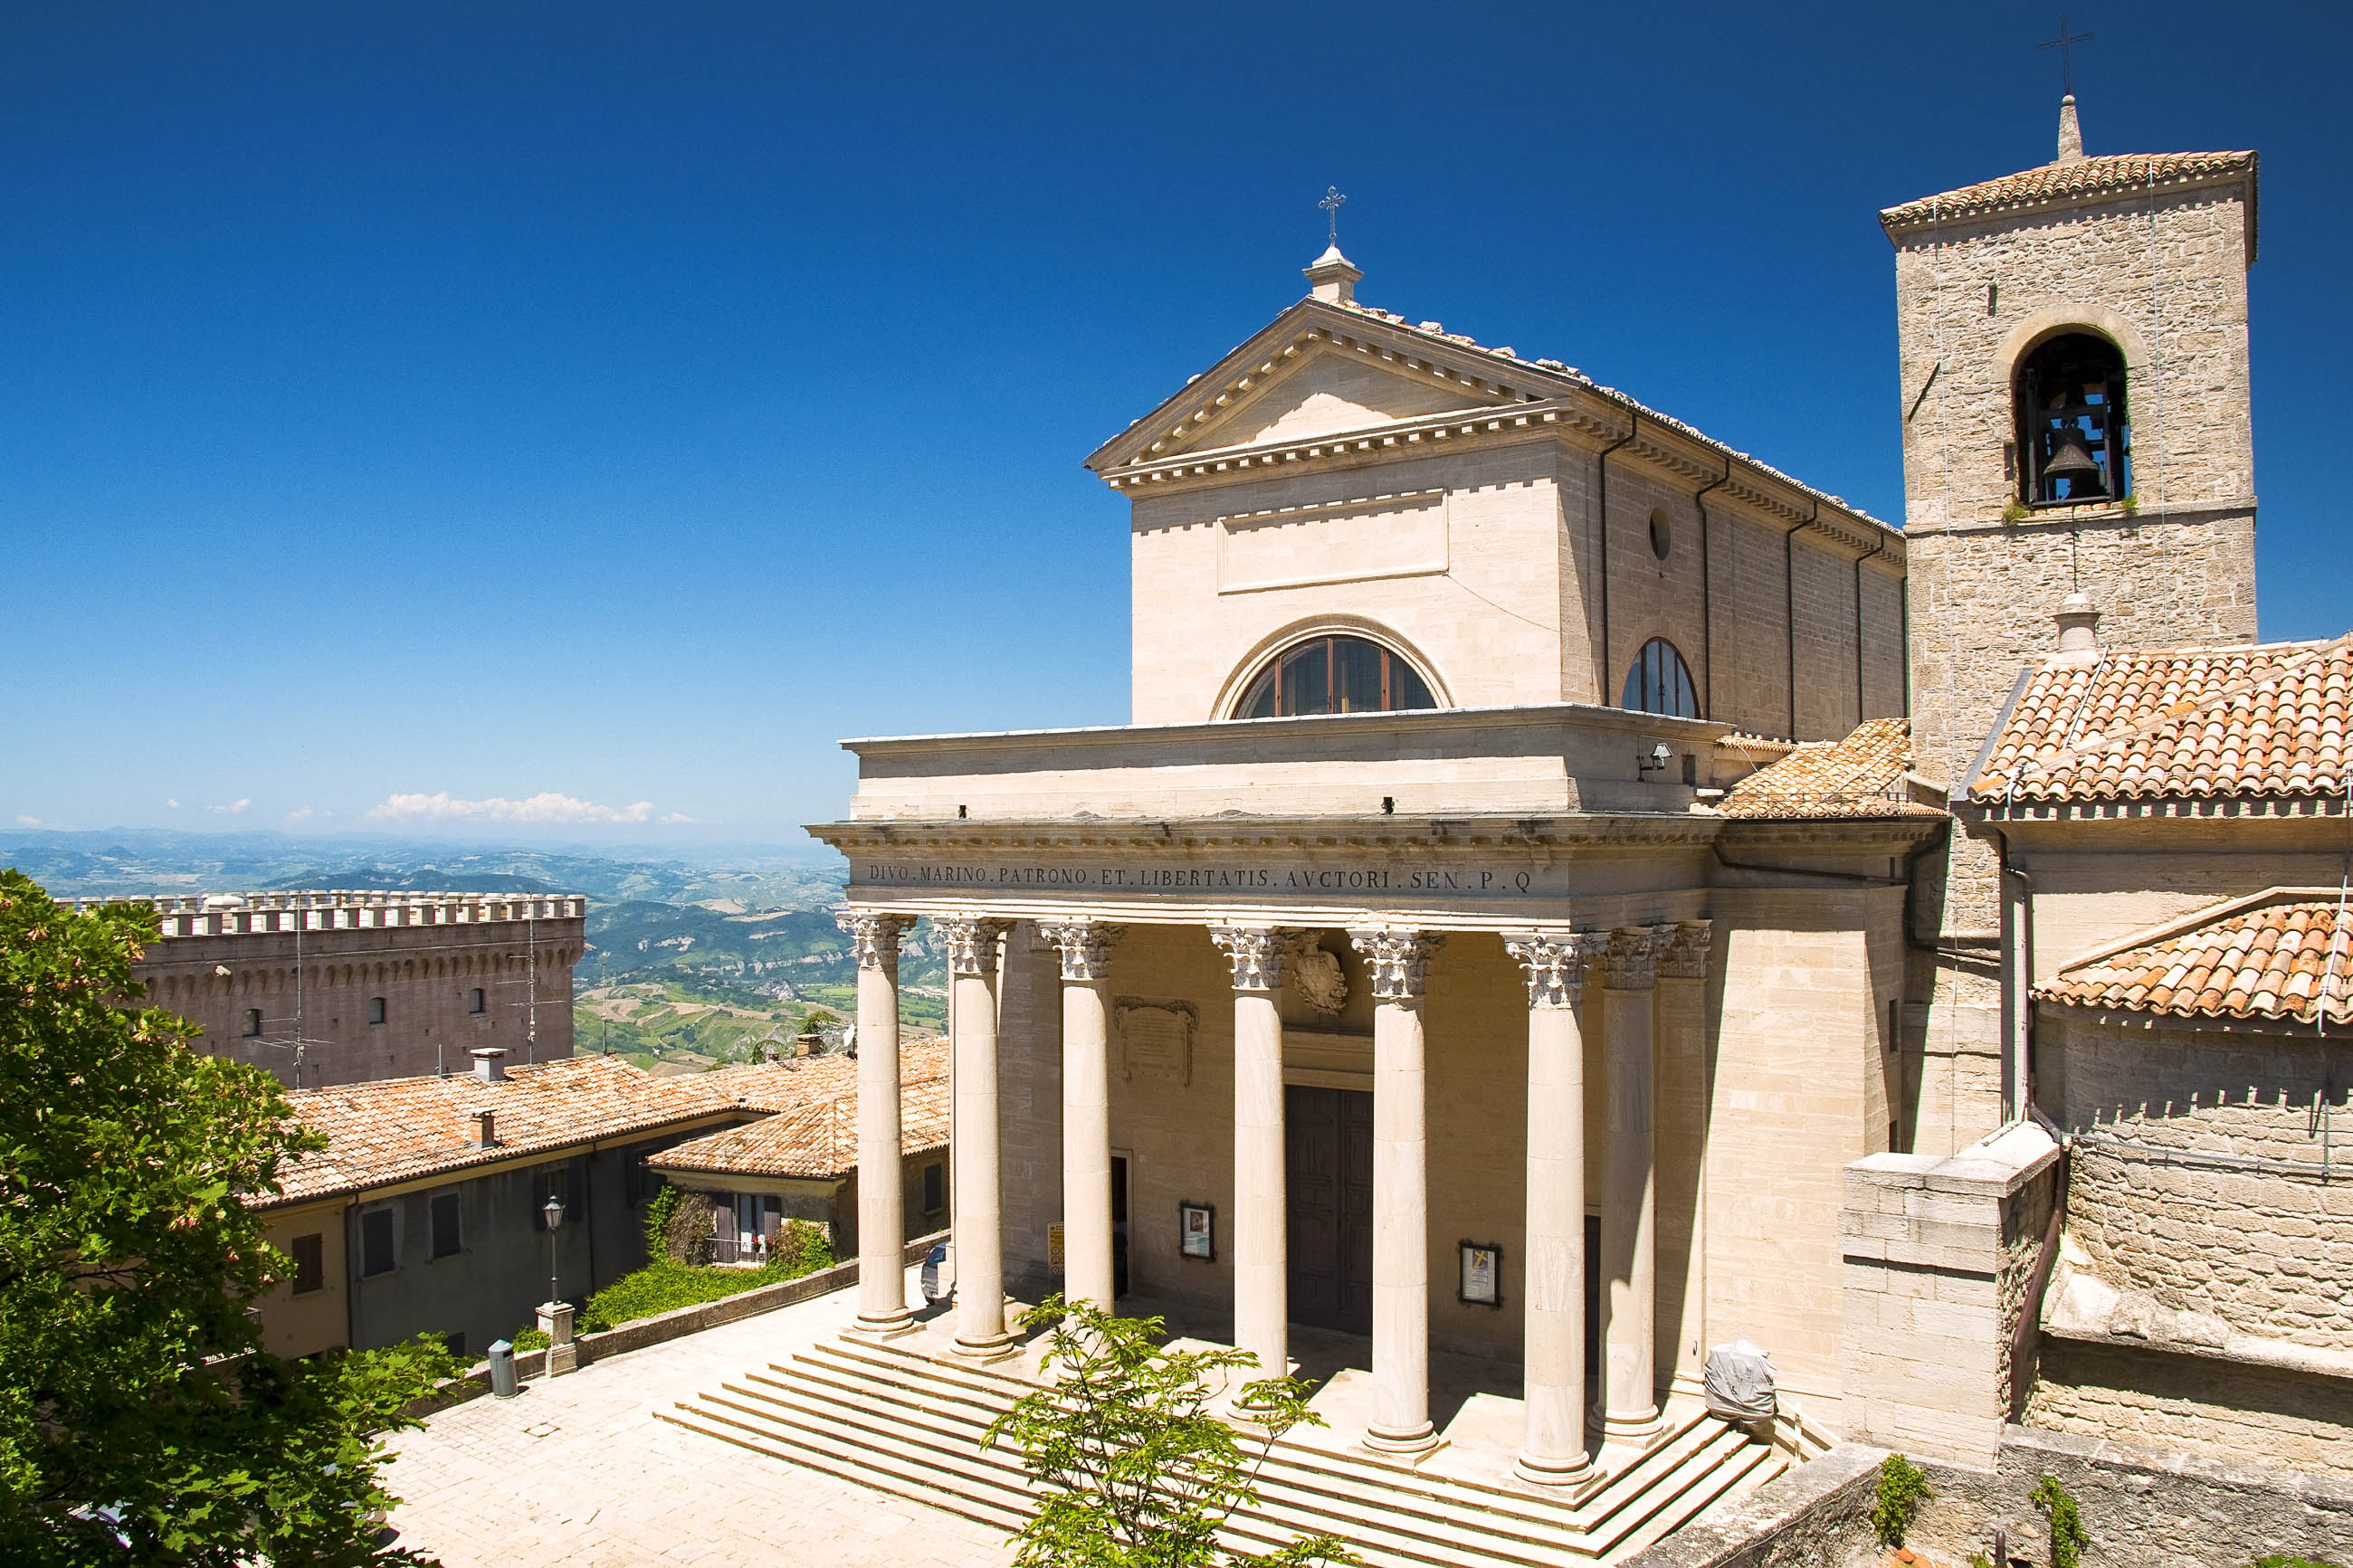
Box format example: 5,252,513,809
796,96,2343,1511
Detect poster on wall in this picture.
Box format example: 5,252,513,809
1458,1240,1500,1307
1178,1202,1215,1261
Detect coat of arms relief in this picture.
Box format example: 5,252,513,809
1287,933,1348,1017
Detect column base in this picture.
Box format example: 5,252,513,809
950,1330,1023,1363
1511,1452,1605,1497
1601,1406,1667,1445
850,1309,919,1338
1362,1421,1443,1458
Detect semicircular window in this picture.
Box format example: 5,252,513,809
1622,637,1699,717
1233,634,1438,719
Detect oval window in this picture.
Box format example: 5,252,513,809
1233,635,1438,719
1649,508,1671,560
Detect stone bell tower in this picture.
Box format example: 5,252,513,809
1881,98,2260,1149
1886,94,2261,786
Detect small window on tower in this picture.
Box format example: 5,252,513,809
243,1008,262,1038
367,996,386,1025
468,987,485,1014
2016,331,2129,507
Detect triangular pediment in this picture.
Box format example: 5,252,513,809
1087,299,1565,472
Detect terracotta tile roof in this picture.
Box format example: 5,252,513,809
1881,150,2256,233
1970,636,2353,804
2037,889,2353,1026
1717,718,1939,820
700,1038,947,1113
269,1056,743,1207
648,1073,950,1181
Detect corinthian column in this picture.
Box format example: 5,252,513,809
1599,926,1665,1440
1654,921,1712,1395
842,909,917,1334
1210,925,1290,1392
1040,918,1121,1311
1504,931,1599,1488
1348,926,1443,1455
939,916,1015,1355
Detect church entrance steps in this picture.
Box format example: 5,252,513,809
657,1330,1789,1568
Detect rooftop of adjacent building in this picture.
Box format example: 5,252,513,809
2037,886,2353,1028
648,1057,951,1181
263,1038,948,1206
1715,717,1945,822
1969,613,2353,806
1878,95,2258,258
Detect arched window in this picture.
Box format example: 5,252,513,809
1232,634,1438,719
1622,637,1699,717
2016,332,2129,507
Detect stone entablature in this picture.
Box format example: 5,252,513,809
98,889,588,939
838,703,1742,824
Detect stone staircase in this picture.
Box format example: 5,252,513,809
657,1335,1789,1567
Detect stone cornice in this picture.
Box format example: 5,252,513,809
1977,794,2348,826
810,813,1729,857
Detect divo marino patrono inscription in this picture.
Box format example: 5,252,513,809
853,859,1557,898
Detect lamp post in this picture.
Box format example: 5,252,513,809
543,1193,565,1310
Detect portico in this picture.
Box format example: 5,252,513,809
810,694,1928,1478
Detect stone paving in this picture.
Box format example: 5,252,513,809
382,1266,1015,1567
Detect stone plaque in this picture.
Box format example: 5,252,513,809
1115,999,1197,1088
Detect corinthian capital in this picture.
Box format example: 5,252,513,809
936,916,1014,976
1209,926,1288,993
838,910,917,970
1347,927,1443,1001
1039,919,1123,983
1597,925,1669,991
1656,920,1713,982
1502,930,1598,1010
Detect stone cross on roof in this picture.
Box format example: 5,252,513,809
1319,185,1347,245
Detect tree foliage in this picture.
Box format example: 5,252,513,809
984,1296,1358,1568
0,870,456,1564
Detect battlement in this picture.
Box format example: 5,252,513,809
85,889,588,938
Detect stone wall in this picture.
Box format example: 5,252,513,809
1840,1121,2062,1467
2029,1338,2353,1480
2044,1012,2353,1349
128,892,583,1086
1908,1425,2353,1568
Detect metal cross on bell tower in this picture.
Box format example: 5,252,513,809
2040,13,2093,96
1319,185,1347,246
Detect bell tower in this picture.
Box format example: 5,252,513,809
1885,95,2260,786
1882,99,2260,1150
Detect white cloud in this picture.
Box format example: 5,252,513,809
367,791,658,825
207,799,252,815
286,806,325,822
15,814,42,827
166,798,180,809
660,812,694,823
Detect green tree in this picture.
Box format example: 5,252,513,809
0,871,456,1564
984,1296,1358,1568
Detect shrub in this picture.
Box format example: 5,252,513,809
1872,1452,1932,1547
2032,1476,2089,1568
2249,1558,2348,1568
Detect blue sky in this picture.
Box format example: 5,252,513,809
4,1,2344,846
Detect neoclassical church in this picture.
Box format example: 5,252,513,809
667,96,2346,1563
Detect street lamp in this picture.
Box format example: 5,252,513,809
543,1193,565,1312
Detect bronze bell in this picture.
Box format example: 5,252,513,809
2043,437,2101,479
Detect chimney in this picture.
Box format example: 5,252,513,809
472,1047,508,1083
2054,592,2102,663
2056,94,2084,163
471,1109,498,1148
1303,243,1361,306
